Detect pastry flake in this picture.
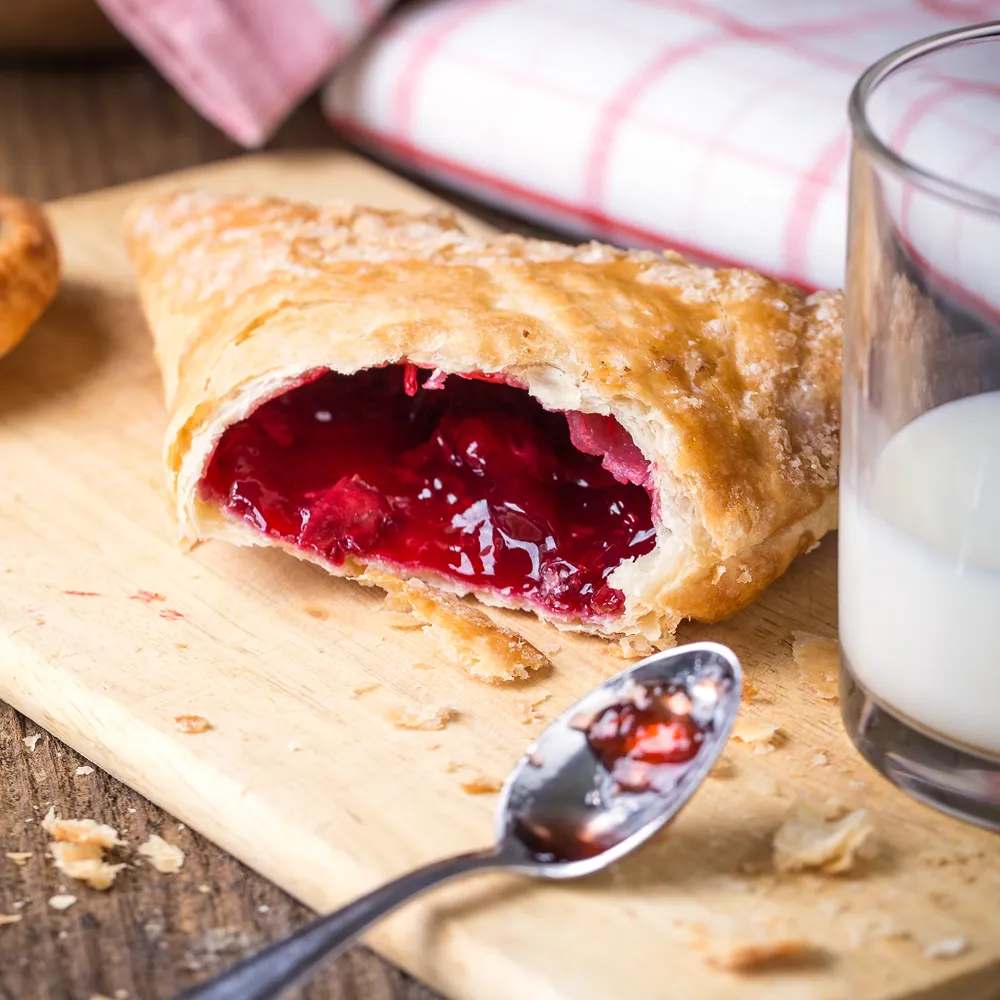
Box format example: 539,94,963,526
365,570,549,683
126,192,841,641
773,801,875,874
138,834,185,873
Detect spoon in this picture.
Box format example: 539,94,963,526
176,641,742,1000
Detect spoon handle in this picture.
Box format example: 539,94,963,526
174,849,502,1000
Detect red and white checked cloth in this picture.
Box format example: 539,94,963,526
323,0,1000,290
96,0,394,147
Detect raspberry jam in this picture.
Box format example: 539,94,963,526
582,683,704,792
201,365,656,620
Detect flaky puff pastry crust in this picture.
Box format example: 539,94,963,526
0,195,60,360
126,191,841,641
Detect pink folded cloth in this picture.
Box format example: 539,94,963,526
322,0,1000,290
97,0,393,147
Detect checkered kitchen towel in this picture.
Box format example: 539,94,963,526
323,0,1000,290
100,0,1000,290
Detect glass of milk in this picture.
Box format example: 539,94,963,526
842,24,1000,830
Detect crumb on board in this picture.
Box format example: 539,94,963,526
62,590,100,597
303,605,328,620
174,715,212,734
389,705,458,731
773,801,875,874
48,894,77,911
709,754,736,779
362,570,550,683
138,835,185,874
460,774,504,795
706,937,816,972
442,761,461,774
197,884,211,894
22,733,41,752
75,766,95,776
603,634,658,659
731,717,781,754
349,683,379,698
5,852,32,866
811,751,829,767
536,639,562,657
159,609,185,620
0,914,22,926
130,590,165,603
792,632,839,701
923,936,968,959
516,690,552,724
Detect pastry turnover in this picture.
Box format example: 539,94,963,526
0,195,60,360
126,191,841,642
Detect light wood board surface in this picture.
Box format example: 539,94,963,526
0,150,997,1000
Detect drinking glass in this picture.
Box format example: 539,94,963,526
840,22,1000,830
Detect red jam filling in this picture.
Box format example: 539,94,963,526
200,365,656,620
584,684,704,791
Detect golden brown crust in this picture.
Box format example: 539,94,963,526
0,195,60,359
126,190,842,640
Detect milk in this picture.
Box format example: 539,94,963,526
839,391,1000,758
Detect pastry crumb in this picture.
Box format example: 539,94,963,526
516,690,552,724
390,705,457,731
50,842,126,891
303,605,328,619
174,714,212,734
792,632,839,701
43,807,126,890
75,765,95,776
603,635,657,659
536,639,562,657
138,835,185,873
442,760,461,774
709,754,736,779
731,717,781,752
5,852,32,866
0,914,22,925
350,683,379,698
22,733,41,752
197,884,212,894
43,807,122,849
459,774,504,795
48,894,77,910
923,936,967,959
810,751,829,767
773,801,875,874
706,937,815,972
364,571,550,683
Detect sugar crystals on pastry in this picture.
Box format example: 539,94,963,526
126,191,841,643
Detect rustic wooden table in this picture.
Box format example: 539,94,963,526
0,55,450,1000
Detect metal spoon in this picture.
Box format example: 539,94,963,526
176,641,742,1000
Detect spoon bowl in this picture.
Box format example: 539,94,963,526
495,640,742,878
177,641,742,1000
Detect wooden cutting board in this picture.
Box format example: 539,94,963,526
1,151,998,1000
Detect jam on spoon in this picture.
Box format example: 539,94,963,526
580,681,705,792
